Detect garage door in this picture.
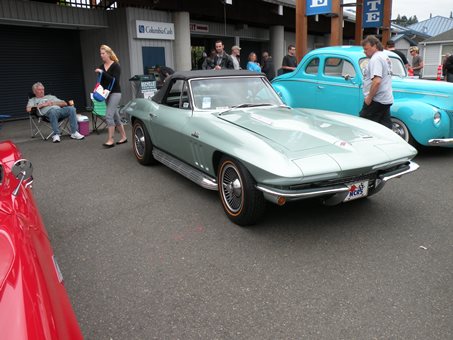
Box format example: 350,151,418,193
0,25,86,120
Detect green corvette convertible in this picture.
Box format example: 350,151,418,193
123,70,419,226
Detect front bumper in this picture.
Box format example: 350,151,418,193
428,138,453,146
256,161,419,205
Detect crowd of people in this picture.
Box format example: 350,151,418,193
198,39,297,81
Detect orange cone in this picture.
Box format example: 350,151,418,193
436,65,442,81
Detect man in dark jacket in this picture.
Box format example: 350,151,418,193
213,40,234,70
444,53,453,82
261,51,275,80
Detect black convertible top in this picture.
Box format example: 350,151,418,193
153,70,265,104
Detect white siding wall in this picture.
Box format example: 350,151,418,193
395,39,411,62
422,44,442,78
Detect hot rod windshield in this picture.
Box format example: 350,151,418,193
359,56,407,78
189,76,283,111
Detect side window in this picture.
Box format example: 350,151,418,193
162,79,184,108
180,81,191,110
324,58,356,78
305,58,319,74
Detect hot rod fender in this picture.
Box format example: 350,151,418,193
391,100,450,146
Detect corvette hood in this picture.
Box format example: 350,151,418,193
216,106,416,173
216,106,396,151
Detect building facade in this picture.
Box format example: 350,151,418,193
0,0,356,119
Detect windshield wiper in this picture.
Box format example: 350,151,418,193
218,103,274,115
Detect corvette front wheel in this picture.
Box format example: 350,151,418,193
132,120,158,165
217,157,265,226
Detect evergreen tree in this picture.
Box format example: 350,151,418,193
392,14,418,27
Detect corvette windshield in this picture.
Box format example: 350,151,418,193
190,76,283,110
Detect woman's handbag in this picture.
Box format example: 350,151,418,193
93,72,115,102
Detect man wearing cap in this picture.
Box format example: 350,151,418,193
231,45,241,70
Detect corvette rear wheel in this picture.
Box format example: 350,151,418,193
218,157,265,226
132,120,158,165
391,117,414,145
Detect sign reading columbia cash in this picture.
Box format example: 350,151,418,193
136,20,175,40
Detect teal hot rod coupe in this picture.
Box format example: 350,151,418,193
272,46,453,148
124,70,418,226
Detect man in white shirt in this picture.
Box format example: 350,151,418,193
359,35,393,129
231,45,241,70
26,82,85,142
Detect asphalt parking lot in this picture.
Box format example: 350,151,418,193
2,119,453,339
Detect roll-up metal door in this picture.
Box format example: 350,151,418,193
0,25,86,120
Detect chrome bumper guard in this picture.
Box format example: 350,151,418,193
428,138,453,146
256,161,419,205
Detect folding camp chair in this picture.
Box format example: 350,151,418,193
89,97,107,134
28,97,71,140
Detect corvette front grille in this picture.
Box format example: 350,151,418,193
288,163,409,191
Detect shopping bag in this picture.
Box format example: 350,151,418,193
93,73,115,102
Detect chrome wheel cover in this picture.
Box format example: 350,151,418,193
391,119,409,142
221,163,243,213
134,125,146,158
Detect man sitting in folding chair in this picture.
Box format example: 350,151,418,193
26,82,85,143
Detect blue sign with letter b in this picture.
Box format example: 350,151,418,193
363,0,383,28
306,0,332,16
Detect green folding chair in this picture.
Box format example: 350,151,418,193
90,98,107,134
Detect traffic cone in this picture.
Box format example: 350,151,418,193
408,68,414,77
436,65,442,81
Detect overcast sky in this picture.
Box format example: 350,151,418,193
391,0,453,21
342,0,453,22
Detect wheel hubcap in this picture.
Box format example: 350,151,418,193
134,126,145,157
221,164,243,213
392,122,408,141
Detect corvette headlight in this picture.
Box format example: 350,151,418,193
433,111,441,125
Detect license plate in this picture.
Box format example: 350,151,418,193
344,181,369,202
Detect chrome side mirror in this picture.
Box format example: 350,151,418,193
12,159,33,196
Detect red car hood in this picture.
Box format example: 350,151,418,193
0,141,82,340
